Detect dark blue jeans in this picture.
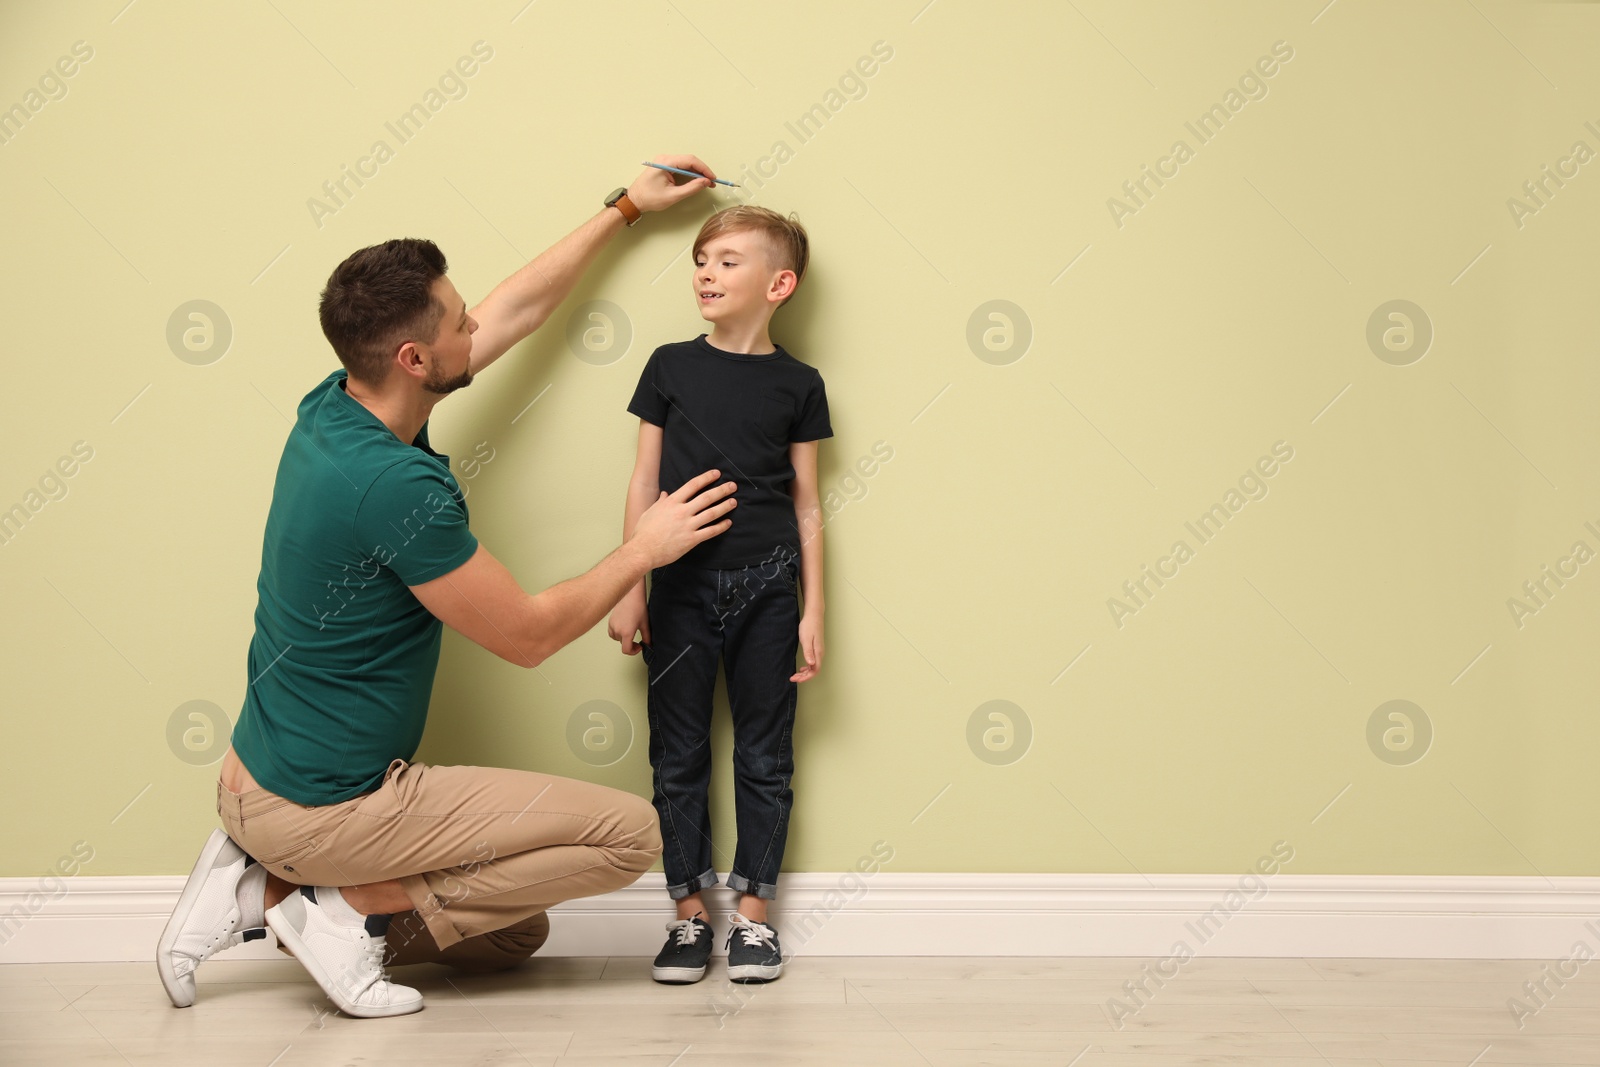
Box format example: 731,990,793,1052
642,547,799,901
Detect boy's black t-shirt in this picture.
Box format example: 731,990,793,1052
628,333,832,569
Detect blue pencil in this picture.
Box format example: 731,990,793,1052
641,161,740,187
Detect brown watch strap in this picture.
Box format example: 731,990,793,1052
611,192,641,226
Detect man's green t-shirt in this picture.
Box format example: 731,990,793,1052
231,368,479,805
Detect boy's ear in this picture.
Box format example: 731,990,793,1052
768,269,799,302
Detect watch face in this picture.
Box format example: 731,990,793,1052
605,187,628,206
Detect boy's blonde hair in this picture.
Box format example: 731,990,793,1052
693,205,809,308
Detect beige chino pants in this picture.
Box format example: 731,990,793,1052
216,758,662,971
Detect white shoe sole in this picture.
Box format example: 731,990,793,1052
727,962,783,983
266,892,423,1019
156,828,243,1008
651,963,708,983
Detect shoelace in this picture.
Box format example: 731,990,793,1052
178,912,242,977
341,936,397,999
665,918,704,947
364,938,393,979
205,915,239,950
726,917,775,950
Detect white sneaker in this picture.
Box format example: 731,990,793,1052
157,828,266,1008
266,886,423,1018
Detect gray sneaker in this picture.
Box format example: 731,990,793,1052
652,916,713,983
725,913,783,983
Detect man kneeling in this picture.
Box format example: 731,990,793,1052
155,158,735,1016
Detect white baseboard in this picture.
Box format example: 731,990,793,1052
3,872,1598,963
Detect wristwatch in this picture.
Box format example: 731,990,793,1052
604,187,641,226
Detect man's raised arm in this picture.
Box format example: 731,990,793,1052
467,154,720,376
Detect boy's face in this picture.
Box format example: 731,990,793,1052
693,229,795,324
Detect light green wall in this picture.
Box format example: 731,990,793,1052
2,1,1596,881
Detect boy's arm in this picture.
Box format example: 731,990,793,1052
622,420,666,596
606,419,663,655
790,439,824,682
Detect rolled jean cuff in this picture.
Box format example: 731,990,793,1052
665,867,719,901
725,871,778,901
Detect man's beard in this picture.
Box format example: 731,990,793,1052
422,361,473,395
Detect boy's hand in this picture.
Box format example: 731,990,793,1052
627,154,718,213
608,590,650,656
791,613,824,682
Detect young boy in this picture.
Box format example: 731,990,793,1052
607,205,830,984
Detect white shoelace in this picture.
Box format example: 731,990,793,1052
366,938,393,979
665,918,704,947
176,909,242,979
204,917,239,953
727,916,775,949
341,935,395,1000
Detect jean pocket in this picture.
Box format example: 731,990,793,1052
244,819,320,867
763,552,798,589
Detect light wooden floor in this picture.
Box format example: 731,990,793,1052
2,956,1596,1065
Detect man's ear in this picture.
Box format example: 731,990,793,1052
394,340,426,380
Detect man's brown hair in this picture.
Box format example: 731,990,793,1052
318,238,449,385
692,205,809,308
